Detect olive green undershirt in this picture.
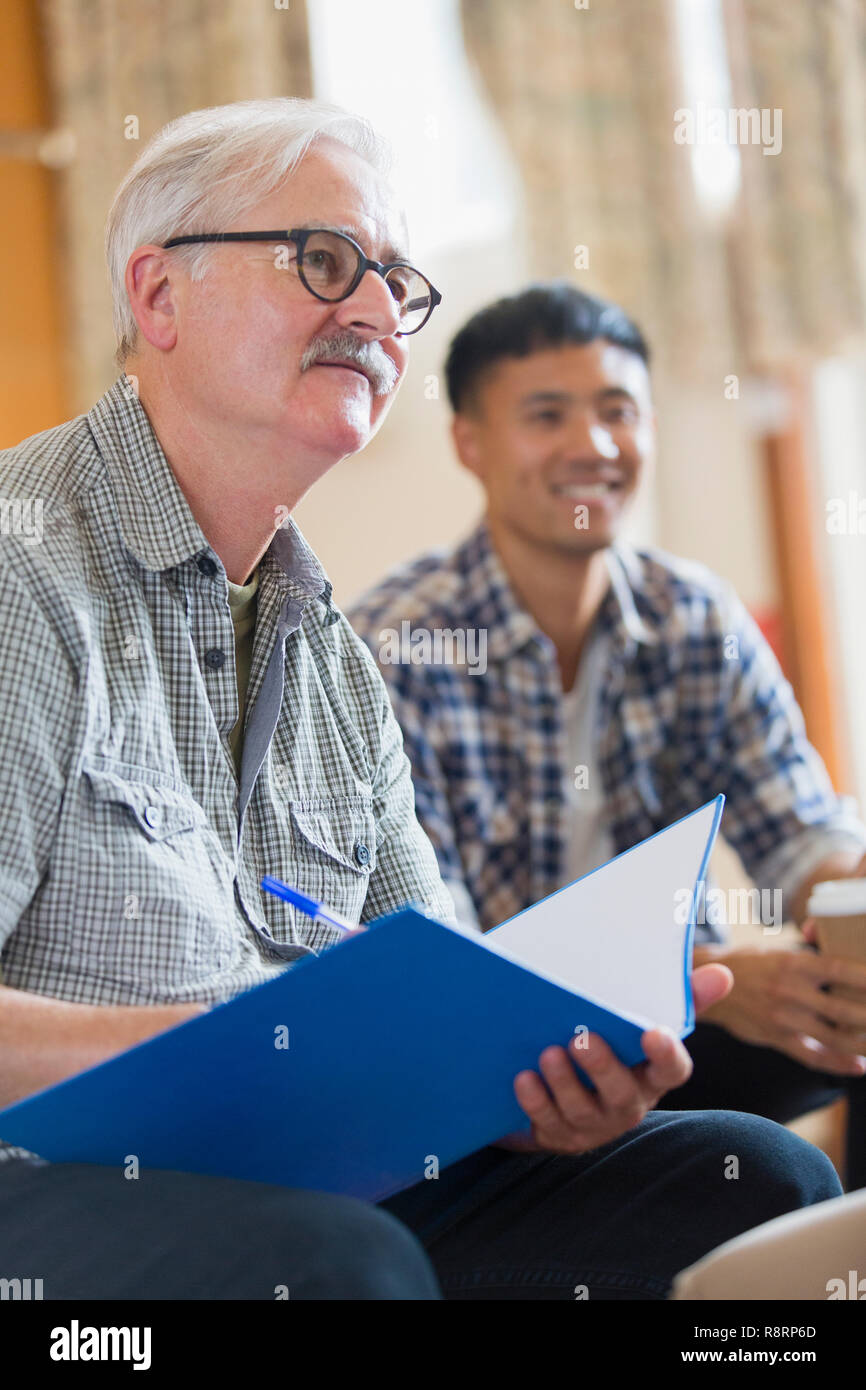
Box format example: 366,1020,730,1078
225,566,260,776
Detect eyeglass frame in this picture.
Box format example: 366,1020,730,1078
160,227,442,336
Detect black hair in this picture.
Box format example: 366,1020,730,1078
444,280,650,414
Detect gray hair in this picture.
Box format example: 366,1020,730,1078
105,97,393,366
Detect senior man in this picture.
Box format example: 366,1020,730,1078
0,99,842,1302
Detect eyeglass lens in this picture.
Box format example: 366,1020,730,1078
298,230,433,332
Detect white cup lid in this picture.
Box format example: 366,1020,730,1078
806,878,866,917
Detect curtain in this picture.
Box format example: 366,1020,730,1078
726,0,866,371
459,0,866,380
459,0,736,382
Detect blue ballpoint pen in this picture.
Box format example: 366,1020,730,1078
261,875,362,934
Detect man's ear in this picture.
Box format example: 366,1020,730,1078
125,246,179,353
451,412,486,484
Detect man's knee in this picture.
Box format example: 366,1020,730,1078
669,1108,842,1211
150,1175,442,1299
270,1192,442,1300
170,1178,442,1299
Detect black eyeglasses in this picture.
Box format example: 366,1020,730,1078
161,227,442,336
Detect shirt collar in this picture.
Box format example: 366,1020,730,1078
601,544,658,650
456,517,657,663
86,376,328,604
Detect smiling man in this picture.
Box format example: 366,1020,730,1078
0,105,844,1302
349,281,866,1190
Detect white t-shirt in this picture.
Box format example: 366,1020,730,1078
561,628,614,885
445,629,614,930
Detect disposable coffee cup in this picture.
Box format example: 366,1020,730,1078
807,879,866,1006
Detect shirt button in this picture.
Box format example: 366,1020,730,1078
353,842,371,867
143,805,162,829
204,648,227,669
196,554,218,577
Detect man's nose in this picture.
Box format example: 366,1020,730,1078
566,410,619,460
332,267,402,339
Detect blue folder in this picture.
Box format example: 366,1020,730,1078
0,797,723,1202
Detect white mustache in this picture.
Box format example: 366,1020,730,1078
300,332,399,397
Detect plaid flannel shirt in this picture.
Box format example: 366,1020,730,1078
0,376,454,1159
349,519,866,935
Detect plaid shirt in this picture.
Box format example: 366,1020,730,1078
0,376,453,1156
349,519,866,934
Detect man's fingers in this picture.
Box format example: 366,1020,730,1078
640,1026,693,1092
536,1044,599,1125
763,954,866,1028
817,990,866,1035
562,1035,644,1121
779,1034,866,1076
691,962,733,1015
822,954,866,994
774,1002,866,1054
513,1029,691,1153
513,1066,580,1148
797,949,866,993
515,1038,645,1148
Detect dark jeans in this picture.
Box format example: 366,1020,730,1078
0,1161,440,1300
378,1108,841,1299
668,1021,866,1188
0,1108,842,1300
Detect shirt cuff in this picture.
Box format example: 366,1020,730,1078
754,825,866,918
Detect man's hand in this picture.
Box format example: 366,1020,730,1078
493,962,733,1155
699,940,866,1076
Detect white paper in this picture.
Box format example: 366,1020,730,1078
480,800,721,1031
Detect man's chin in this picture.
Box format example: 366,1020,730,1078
540,512,618,552
503,516,615,560
306,409,377,461
553,531,614,558
554,510,623,555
